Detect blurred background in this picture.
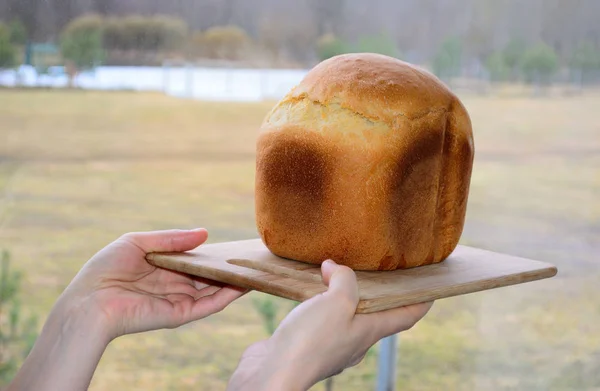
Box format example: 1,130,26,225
0,0,598,390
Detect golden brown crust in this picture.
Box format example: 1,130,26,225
292,52,455,124
255,53,474,270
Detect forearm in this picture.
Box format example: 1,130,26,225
228,367,305,391
228,369,303,391
227,345,313,391
7,297,111,391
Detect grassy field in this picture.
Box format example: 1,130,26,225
0,89,599,390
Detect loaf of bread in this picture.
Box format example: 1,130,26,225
255,53,474,270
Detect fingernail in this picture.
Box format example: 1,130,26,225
322,259,336,269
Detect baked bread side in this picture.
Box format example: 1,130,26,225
255,53,474,270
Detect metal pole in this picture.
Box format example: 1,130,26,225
376,334,398,391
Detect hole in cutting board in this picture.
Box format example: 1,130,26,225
226,258,324,284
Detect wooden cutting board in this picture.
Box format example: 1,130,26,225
146,239,557,313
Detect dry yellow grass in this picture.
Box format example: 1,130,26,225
0,89,599,390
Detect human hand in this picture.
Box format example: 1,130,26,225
227,260,432,391
9,228,247,391
58,228,247,340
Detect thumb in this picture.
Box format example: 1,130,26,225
122,228,208,254
321,260,360,309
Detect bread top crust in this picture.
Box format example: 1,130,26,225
265,53,460,130
260,53,473,158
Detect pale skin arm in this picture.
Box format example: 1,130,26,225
7,229,247,391
7,230,431,390
227,260,433,391
6,294,112,391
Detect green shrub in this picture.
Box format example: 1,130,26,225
316,33,349,61
60,15,105,85
485,51,510,81
119,16,151,51
62,14,104,38
570,41,600,71
251,294,280,335
99,15,188,52
520,42,559,84
503,38,527,73
103,17,128,50
356,32,399,58
316,32,398,62
189,31,207,57
0,250,39,385
570,41,600,84
432,36,463,80
201,25,251,60
0,24,16,68
152,16,188,51
8,19,27,46
60,18,105,70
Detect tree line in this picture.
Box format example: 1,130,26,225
1,0,599,61
1,0,600,85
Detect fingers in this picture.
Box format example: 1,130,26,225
194,285,221,299
356,301,434,343
160,282,228,301
321,260,360,310
165,283,222,299
321,260,337,285
121,228,208,254
187,285,248,320
192,276,225,290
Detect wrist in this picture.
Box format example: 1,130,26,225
261,371,306,391
51,291,114,345
229,339,315,391
264,338,324,391
229,363,305,391
8,293,112,391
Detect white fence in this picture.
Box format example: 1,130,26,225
0,65,309,102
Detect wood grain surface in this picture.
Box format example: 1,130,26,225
146,239,557,313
